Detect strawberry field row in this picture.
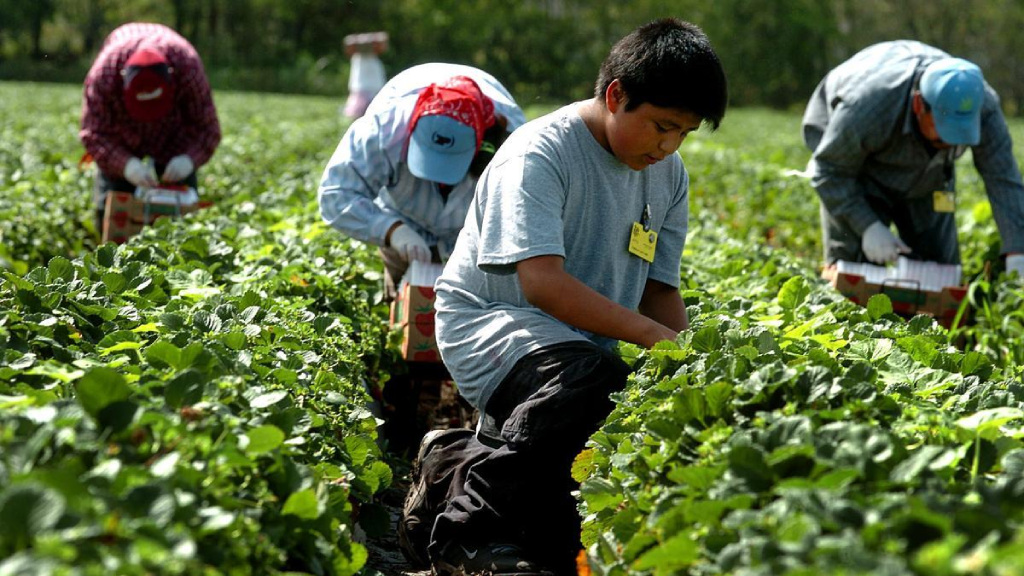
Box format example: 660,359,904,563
578,219,1024,575
1,84,398,575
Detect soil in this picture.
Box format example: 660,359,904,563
360,378,476,576
361,469,432,576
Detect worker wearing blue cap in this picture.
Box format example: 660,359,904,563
318,63,526,298
802,40,1024,278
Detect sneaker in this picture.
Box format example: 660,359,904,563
398,428,474,567
432,541,557,576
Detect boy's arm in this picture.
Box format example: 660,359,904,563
517,255,679,349
638,279,689,332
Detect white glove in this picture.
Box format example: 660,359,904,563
162,155,194,183
861,221,910,264
389,224,431,264
124,157,158,188
1006,254,1024,278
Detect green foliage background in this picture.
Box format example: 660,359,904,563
3,0,1024,109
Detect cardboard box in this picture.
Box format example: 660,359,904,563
102,191,145,244
390,283,441,362
101,187,201,244
823,267,970,328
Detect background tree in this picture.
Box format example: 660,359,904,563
0,0,1022,112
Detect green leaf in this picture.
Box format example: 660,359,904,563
76,367,131,416
960,351,992,378
145,341,182,370
345,435,375,467
632,531,698,571
866,293,893,320
46,257,75,283
580,478,621,512
250,389,288,409
26,360,83,383
150,453,181,479
1003,450,1024,476
676,388,708,425
193,311,222,334
571,448,597,483
0,483,66,542
777,276,809,311
691,326,722,353
222,332,247,350
332,542,369,576
243,425,285,455
97,400,141,433
890,445,949,483
666,465,722,492
704,382,732,417
271,368,298,385
281,488,322,520
165,369,204,409
957,408,1024,435
96,244,116,267
101,272,127,294
728,445,774,491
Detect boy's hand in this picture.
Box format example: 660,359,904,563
644,324,680,348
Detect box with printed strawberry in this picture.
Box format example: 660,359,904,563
101,186,206,245
390,266,442,362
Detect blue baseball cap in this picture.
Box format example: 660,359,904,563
920,58,985,146
407,114,479,185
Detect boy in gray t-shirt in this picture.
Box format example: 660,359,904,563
400,19,728,576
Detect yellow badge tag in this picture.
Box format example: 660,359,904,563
933,191,956,213
628,222,657,263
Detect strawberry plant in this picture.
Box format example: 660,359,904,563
577,219,1024,575
0,82,398,575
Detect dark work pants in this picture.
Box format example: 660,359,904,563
93,168,198,233
427,341,632,573
820,188,960,265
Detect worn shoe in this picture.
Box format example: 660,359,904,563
398,428,474,567
432,541,557,576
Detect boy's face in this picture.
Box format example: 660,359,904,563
605,80,702,171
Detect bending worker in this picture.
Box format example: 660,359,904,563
80,22,221,233
318,62,526,297
802,40,1024,277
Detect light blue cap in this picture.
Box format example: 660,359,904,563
407,114,478,185
920,58,984,146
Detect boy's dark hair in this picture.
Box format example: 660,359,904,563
595,18,728,129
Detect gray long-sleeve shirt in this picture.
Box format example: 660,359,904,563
802,40,1024,254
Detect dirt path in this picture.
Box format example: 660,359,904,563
362,475,432,576
361,380,474,576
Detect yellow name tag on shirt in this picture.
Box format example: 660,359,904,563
628,222,657,263
933,191,956,213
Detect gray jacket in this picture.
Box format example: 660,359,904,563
802,40,1024,253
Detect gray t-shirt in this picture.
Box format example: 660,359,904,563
434,102,689,410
